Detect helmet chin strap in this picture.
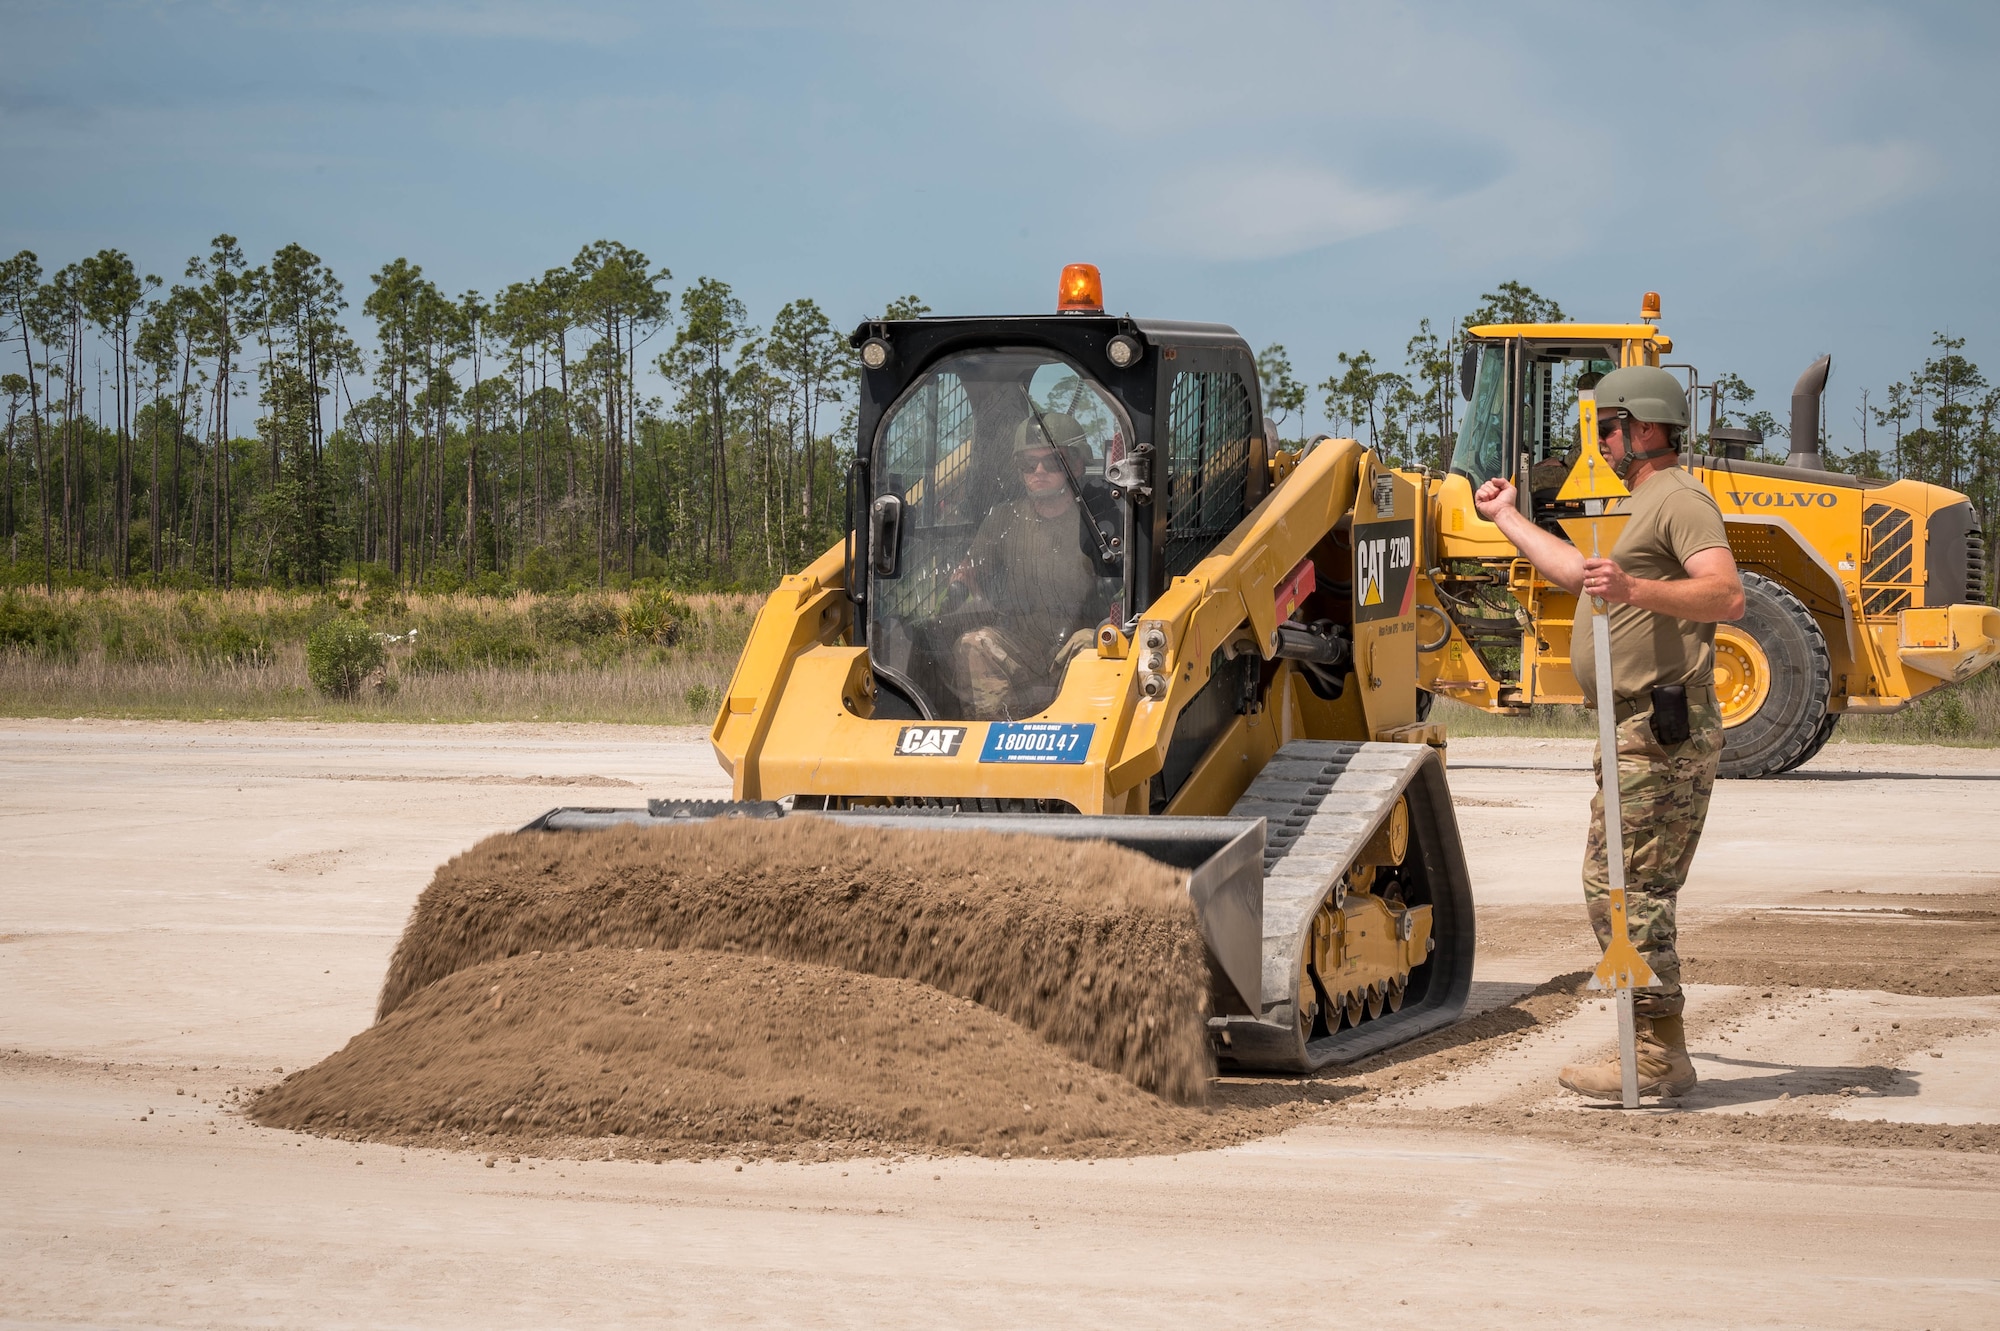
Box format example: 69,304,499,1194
1609,421,1677,480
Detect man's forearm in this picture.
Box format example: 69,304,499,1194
1490,506,1585,591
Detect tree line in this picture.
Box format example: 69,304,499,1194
0,239,871,593
2,252,1992,596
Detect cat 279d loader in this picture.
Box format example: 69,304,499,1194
536,265,1476,1073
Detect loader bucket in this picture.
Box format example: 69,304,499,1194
525,805,1267,1018
526,742,1475,1076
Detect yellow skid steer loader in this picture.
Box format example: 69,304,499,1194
533,266,1477,1072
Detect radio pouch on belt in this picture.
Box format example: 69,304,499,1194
1649,684,1690,747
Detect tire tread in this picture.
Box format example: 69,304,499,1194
1718,571,1831,779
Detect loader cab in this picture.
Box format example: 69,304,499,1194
848,310,1265,722
1451,324,1669,528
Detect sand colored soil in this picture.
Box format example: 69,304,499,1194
376,819,1213,1100
1475,896,2000,998
1680,895,2000,996
252,949,1251,1159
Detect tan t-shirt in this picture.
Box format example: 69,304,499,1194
1569,467,1730,705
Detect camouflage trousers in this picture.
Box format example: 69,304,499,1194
1582,701,1723,1018
956,625,1095,720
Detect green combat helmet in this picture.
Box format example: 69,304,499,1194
1594,365,1688,478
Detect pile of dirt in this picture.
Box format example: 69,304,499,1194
376,820,1214,1100
252,948,1242,1159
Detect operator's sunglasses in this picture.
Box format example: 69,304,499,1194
1016,451,1070,473
1596,410,1631,439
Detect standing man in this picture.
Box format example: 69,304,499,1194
1474,366,1745,1098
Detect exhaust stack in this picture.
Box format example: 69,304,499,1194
1787,355,1832,471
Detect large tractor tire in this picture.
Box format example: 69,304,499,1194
1715,572,1832,779
1775,713,1839,774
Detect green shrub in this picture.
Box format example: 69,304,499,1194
460,621,537,667
519,546,562,593
102,618,168,664
170,595,274,665
622,587,693,645
1908,689,1976,739
190,620,271,665
305,618,386,698
684,682,717,715
0,593,81,659
404,617,538,673
406,642,453,676
531,594,620,644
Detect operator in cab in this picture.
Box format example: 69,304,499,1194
1472,365,1745,1101
951,411,1110,719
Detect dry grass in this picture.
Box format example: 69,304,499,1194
0,649,739,724
1434,699,1596,740
0,586,761,724
6,585,1995,740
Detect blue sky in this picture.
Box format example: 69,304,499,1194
4,0,1996,446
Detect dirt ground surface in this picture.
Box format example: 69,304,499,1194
5,718,2000,1327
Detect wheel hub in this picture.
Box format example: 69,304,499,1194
1713,626,1771,729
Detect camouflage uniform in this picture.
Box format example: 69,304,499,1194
1582,699,1723,1017
955,492,1103,720
956,624,1094,719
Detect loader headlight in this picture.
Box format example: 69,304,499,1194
860,338,892,371
1106,334,1142,368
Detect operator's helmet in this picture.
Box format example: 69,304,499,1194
1594,366,1691,431
1014,411,1089,456
1013,412,1091,483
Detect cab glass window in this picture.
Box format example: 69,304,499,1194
870,350,1127,721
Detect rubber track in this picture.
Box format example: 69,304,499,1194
1215,740,1475,1072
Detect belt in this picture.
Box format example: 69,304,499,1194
1612,683,1716,724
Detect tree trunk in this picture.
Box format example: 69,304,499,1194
12,305,53,591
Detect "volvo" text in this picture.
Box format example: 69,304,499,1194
1726,491,1838,509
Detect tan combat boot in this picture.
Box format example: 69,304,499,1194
1558,1014,1697,1099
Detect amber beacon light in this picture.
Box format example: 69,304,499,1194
1057,263,1104,314
1641,290,1662,323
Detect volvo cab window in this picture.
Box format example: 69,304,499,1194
1451,342,1509,487
869,349,1126,722
1450,339,1621,495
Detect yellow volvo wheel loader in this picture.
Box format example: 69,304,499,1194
533,267,1476,1074
1420,296,1998,778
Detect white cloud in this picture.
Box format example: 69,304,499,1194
1710,133,1944,245
1144,162,1429,261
